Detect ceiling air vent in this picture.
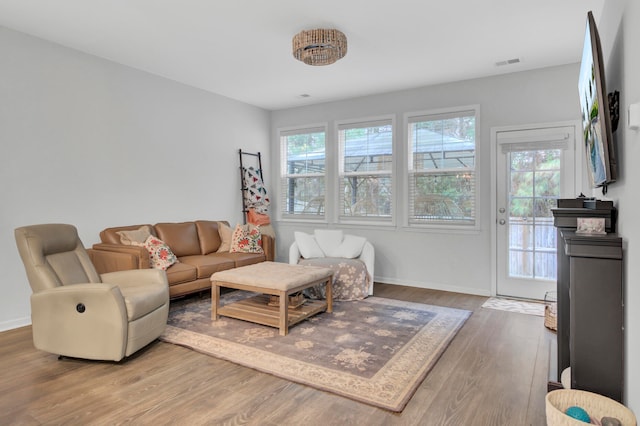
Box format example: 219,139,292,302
496,58,521,67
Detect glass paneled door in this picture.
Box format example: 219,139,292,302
496,125,576,300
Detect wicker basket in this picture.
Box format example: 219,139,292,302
267,293,306,309
544,291,558,331
546,389,637,426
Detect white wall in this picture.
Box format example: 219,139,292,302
596,0,640,412
270,64,583,296
0,26,271,330
4,4,637,412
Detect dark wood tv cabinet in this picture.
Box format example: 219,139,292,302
550,200,623,402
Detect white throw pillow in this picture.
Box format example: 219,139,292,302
327,235,367,258
314,230,343,256
294,232,325,259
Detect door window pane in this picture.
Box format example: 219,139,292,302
510,251,533,278
507,149,561,281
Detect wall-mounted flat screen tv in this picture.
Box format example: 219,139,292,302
578,11,617,189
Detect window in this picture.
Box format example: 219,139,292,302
407,108,477,226
338,119,393,221
280,127,326,218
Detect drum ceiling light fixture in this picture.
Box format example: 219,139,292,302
292,28,347,66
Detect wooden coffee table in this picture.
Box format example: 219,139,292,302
210,262,333,336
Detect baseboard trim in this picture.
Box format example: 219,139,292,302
0,317,31,333
373,276,491,297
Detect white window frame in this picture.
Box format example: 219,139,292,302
404,105,480,231
278,124,328,222
336,115,396,225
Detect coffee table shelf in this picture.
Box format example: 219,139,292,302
218,294,327,330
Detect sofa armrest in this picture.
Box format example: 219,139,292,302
289,241,301,265
88,248,138,274
90,243,151,271
360,241,375,295
262,234,275,262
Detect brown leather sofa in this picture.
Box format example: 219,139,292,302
90,220,274,298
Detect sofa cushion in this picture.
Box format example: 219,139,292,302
327,235,367,259
195,220,223,255
155,222,201,257
217,252,266,268
179,255,235,279
165,262,197,285
314,230,344,256
100,224,155,245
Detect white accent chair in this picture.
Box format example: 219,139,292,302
15,224,170,361
289,230,374,298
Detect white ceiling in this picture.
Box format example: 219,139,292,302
0,0,606,111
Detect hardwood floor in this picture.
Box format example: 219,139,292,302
0,284,554,425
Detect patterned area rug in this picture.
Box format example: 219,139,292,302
481,297,545,316
160,292,471,412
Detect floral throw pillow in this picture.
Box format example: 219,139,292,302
139,235,178,270
230,224,263,254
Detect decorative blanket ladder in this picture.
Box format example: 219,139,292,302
238,149,269,224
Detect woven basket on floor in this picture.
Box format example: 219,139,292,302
544,303,557,331
544,291,557,331
546,389,636,426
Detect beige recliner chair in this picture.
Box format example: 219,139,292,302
15,224,170,361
